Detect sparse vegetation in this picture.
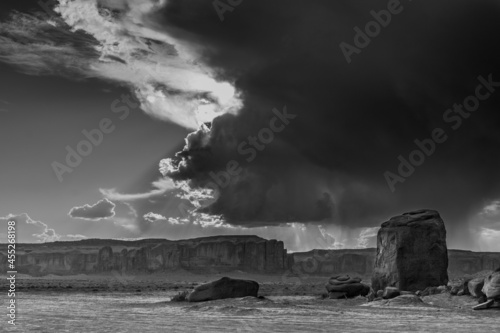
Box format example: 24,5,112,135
171,290,189,302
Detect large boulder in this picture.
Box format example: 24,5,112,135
468,277,486,298
187,277,259,302
325,275,370,298
383,287,400,299
372,209,449,292
482,270,500,300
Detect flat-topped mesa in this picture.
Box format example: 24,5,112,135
372,209,449,292
2,235,293,276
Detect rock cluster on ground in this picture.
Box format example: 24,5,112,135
372,209,449,292
187,277,259,302
448,269,500,300
325,275,370,299
482,269,500,300
371,282,448,301
445,268,500,310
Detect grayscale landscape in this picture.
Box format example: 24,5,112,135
1,0,500,332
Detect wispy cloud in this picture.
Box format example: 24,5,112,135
0,213,60,243
100,178,175,202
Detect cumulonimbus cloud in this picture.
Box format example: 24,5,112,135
68,198,116,221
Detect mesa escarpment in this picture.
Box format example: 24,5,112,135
291,249,499,279
0,236,293,276
1,234,498,278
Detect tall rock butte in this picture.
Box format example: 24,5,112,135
372,209,449,291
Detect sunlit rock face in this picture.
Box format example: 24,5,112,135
371,209,449,292
5,236,292,276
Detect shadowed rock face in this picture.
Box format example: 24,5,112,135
371,209,449,291
0,236,292,276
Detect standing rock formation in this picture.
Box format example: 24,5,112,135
372,209,449,292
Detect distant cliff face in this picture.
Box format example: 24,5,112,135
292,249,376,277
1,235,498,278
0,236,294,276
292,248,500,279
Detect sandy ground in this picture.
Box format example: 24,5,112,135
2,271,499,332
0,270,334,295
0,270,497,305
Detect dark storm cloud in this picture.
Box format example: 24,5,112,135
157,0,500,239
69,198,116,221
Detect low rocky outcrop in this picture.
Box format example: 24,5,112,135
371,209,449,292
187,277,259,302
325,275,370,299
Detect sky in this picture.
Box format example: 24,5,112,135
1,0,500,252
